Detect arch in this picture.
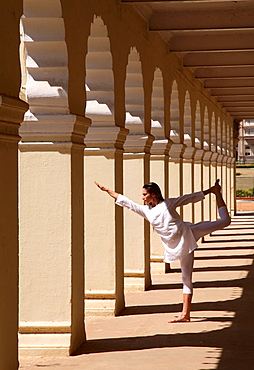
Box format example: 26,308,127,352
195,100,202,148
85,16,114,127
20,0,69,115
170,80,180,143
183,90,192,147
125,47,144,133
151,68,164,139
19,0,87,355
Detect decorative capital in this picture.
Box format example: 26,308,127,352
194,149,204,161
222,156,228,164
211,152,219,162
227,156,234,165
0,95,28,142
203,150,213,163
150,138,172,156
169,143,186,159
84,126,129,151
124,132,154,153
217,154,224,163
182,146,197,160
20,112,91,144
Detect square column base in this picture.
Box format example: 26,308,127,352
85,299,117,317
19,333,72,356
150,257,166,274
124,276,146,292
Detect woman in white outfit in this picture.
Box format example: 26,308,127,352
95,179,231,322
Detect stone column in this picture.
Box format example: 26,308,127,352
0,96,28,369
193,149,204,223
182,147,196,223
230,157,236,216
222,155,228,206
203,151,212,221
217,154,224,185
210,152,218,220
123,133,153,291
84,126,128,315
227,156,233,213
19,113,90,356
169,143,185,200
150,139,171,274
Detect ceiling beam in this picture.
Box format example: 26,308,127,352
122,0,253,3
210,87,254,95
223,102,254,107
227,107,254,111
204,78,254,88
218,96,254,102
169,31,254,52
193,66,254,79
184,51,254,67
121,0,254,120
150,7,254,31
229,114,254,118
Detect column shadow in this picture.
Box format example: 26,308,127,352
74,259,254,369
75,219,254,369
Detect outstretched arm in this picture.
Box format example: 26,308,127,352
95,181,148,218
94,181,119,200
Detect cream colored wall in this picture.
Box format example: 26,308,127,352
16,0,236,359
193,150,204,223
123,154,151,291
77,0,235,301
19,150,73,323
18,0,89,356
0,0,236,364
84,150,125,315
19,144,86,355
150,156,168,273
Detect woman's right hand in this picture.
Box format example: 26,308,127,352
94,181,108,192
94,181,119,200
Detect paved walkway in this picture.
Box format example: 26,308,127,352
20,214,254,370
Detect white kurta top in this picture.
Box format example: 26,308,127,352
116,191,205,263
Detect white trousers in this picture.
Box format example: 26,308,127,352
180,207,231,294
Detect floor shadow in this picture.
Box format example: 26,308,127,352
198,245,254,252
193,264,252,273
74,258,254,369
75,217,254,369
203,238,254,244
210,232,254,237
195,254,254,260
235,212,254,216
147,275,247,293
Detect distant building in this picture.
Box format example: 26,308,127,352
237,120,254,164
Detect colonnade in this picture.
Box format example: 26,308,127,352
1,0,236,366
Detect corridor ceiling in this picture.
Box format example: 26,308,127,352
122,0,254,122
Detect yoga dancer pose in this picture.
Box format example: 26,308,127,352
95,179,231,322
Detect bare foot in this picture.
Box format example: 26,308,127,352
211,179,221,197
168,314,190,323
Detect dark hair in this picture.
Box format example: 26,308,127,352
143,182,164,201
